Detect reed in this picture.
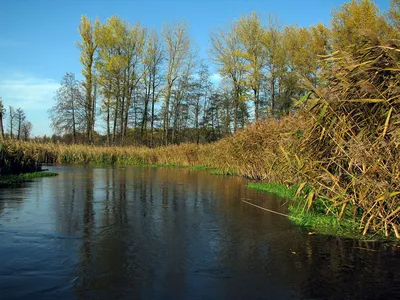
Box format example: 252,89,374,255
0,141,42,175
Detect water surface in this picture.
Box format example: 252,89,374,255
0,165,399,299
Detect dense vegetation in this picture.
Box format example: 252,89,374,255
0,0,399,239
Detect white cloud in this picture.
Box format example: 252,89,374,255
210,73,222,87
0,73,59,110
0,71,59,136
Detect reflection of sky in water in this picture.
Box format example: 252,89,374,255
0,165,399,300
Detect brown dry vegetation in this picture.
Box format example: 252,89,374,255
297,39,400,239
1,39,399,239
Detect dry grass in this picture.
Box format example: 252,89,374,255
297,38,400,239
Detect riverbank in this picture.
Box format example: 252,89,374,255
1,139,398,240
0,171,58,188
246,182,398,242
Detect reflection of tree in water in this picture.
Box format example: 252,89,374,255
0,186,28,217
74,168,133,299
54,168,87,235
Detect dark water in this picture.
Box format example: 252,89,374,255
0,166,399,300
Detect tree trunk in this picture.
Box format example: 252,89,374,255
120,95,125,144
17,118,21,140
112,96,119,145
141,75,151,143
163,85,172,145
195,100,200,144
86,83,93,144
171,99,178,144
233,99,239,133
254,88,259,121
120,71,128,144
270,75,275,114
150,78,156,148
92,80,97,143
72,102,76,144
0,114,4,140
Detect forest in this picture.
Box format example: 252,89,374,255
0,0,399,239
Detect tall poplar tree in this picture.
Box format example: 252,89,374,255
78,15,98,144
210,23,247,132
236,12,266,121
162,21,191,145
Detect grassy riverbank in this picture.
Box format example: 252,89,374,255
246,182,393,241
0,172,58,188
246,182,357,237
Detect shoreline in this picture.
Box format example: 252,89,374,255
0,171,58,188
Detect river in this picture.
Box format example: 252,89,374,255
0,165,399,299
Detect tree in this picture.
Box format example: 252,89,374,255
142,30,164,147
94,17,120,145
48,73,85,143
388,0,400,36
120,20,146,144
95,16,147,145
15,108,26,140
193,62,211,144
236,12,266,121
281,23,330,113
284,24,329,84
21,121,32,141
162,21,191,144
331,0,390,51
210,23,247,132
78,15,98,144
170,52,196,144
8,106,15,139
261,17,286,115
0,98,5,140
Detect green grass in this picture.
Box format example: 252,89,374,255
247,182,298,199
288,205,360,238
0,172,58,188
141,163,211,170
141,163,237,176
245,181,379,240
209,169,238,176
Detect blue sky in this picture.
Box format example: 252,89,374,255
0,0,391,136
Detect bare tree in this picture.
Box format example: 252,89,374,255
142,30,164,147
0,98,5,140
15,108,26,140
21,121,33,141
48,73,85,143
8,106,15,139
162,21,191,145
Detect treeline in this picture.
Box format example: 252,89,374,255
0,98,33,142
47,0,399,146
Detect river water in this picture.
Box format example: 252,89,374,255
0,165,399,300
